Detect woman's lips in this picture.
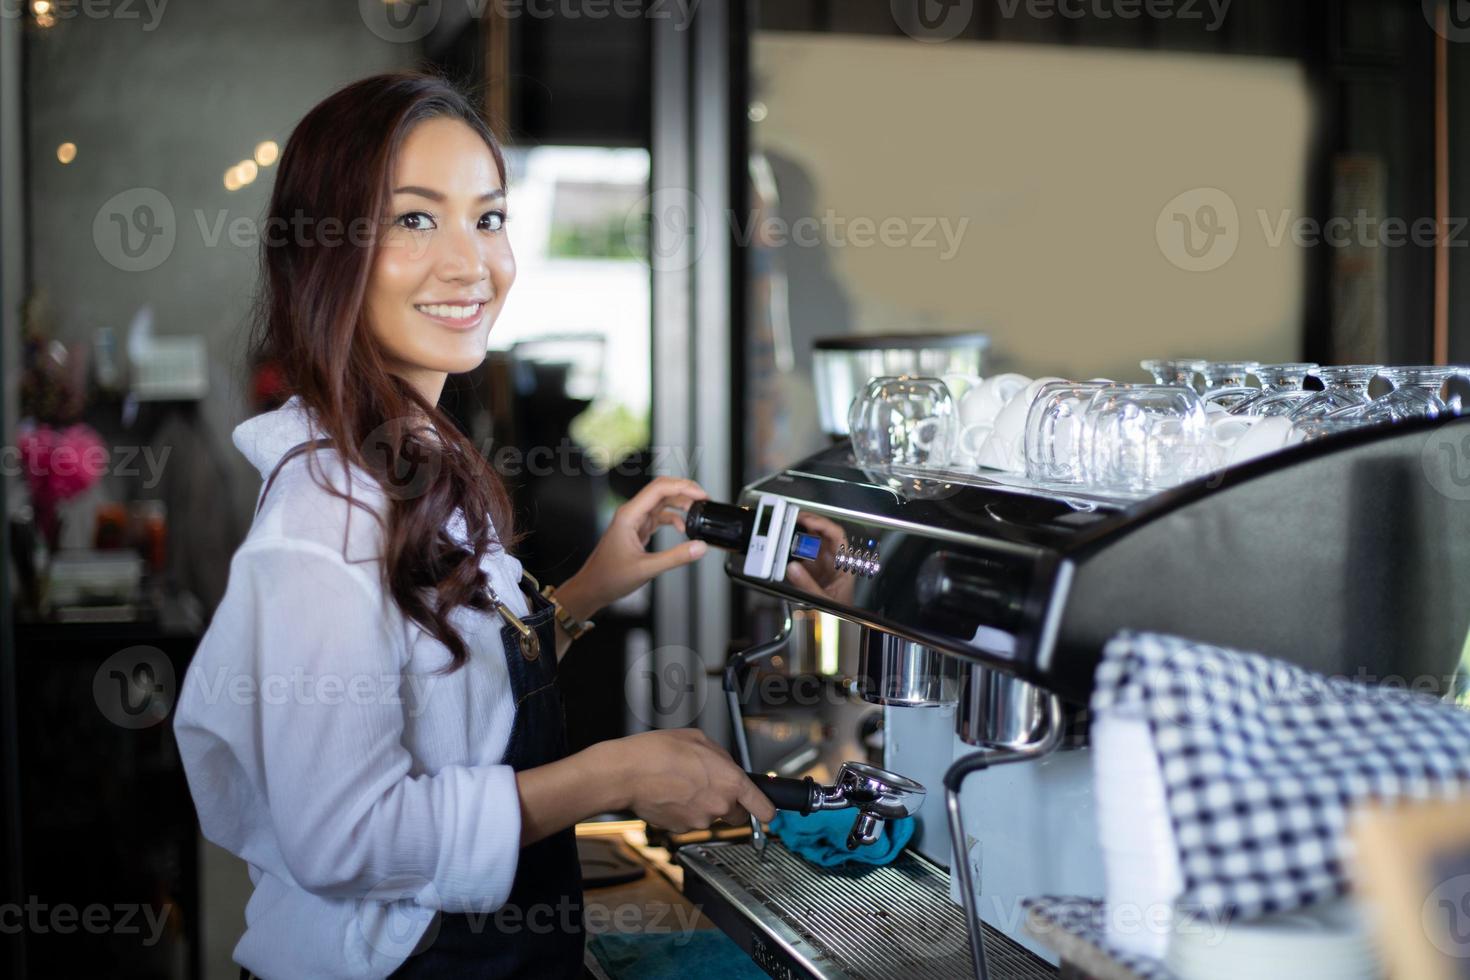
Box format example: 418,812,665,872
414,302,487,331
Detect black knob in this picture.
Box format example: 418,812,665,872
746,772,817,814
684,500,755,552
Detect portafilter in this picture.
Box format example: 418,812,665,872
747,761,925,852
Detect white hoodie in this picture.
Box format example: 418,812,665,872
174,396,531,979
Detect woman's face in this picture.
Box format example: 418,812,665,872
364,116,515,400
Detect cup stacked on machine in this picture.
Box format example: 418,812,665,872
845,361,1468,496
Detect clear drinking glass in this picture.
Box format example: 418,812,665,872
1200,361,1261,412
1024,381,1111,485
1140,359,1207,390
1228,363,1318,416
1080,385,1210,493
1287,366,1382,421
1286,417,1365,446
848,376,957,470
1328,366,1457,424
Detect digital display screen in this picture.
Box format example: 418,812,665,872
756,505,774,536
790,532,822,561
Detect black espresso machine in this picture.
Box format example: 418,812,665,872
677,414,1470,980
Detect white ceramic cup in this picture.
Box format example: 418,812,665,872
961,373,1031,430
1224,415,1293,468
1206,413,1258,470
977,376,1064,474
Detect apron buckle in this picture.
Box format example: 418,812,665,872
499,604,541,661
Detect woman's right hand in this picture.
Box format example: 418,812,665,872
603,729,777,833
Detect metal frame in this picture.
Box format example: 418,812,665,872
0,7,26,977
650,1,735,740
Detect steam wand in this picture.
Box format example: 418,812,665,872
723,601,793,856
945,693,1065,980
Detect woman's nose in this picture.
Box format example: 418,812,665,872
435,225,490,284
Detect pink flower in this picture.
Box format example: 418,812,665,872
19,423,108,509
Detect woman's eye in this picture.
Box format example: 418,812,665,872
395,211,437,232
481,210,506,233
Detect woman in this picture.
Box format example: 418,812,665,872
173,72,775,980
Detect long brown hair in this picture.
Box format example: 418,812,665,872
251,71,518,671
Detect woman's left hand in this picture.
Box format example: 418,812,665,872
555,477,711,621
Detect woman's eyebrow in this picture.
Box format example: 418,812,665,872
392,186,506,203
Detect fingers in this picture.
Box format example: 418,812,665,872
718,804,752,827
812,518,848,551
647,731,775,829
620,477,708,526
785,560,822,594
737,777,778,824
797,513,843,540
638,539,710,579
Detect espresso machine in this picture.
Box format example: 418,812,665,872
677,413,1470,979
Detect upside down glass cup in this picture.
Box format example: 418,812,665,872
1328,366,1457,424
1141,359,1207,390
1286,417,1366,446
1288,366,1381,421
1229,363,1318,416
1024,381,1111,485
1080,385,1210,494
848,376,957,470
1200,361,1261,413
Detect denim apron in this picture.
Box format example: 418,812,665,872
387,586,584,979
242,443,586,980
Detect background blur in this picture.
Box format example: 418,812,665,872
2,1,1469,976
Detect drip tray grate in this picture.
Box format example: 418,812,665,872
677,840,1056,980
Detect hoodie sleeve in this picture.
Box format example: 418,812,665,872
180,537,524,912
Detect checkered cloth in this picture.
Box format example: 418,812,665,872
1092,631,1470,920
1022,896,1178,980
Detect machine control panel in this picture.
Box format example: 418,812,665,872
834,538,880,577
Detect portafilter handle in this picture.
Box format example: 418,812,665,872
746,773,819,814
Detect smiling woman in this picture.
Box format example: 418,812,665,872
171,71,774,980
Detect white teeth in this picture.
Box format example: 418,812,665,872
416,303,483,320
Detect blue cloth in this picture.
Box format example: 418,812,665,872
588,930,767,980
769,810,915,867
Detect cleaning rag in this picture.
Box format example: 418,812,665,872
769,809,914,867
